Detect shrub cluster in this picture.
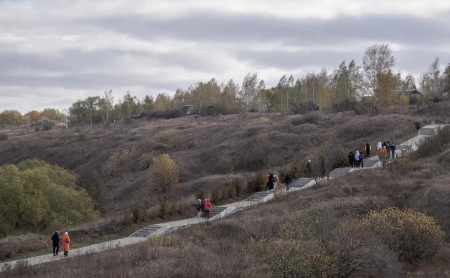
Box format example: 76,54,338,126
105,147,140,175
0,159,98,236
363,207,445,263
415,126,450,158
211,179,244,203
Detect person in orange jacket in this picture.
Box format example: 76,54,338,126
61,232,71,257
204,198,212,220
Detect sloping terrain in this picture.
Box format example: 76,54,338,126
2,133,449,277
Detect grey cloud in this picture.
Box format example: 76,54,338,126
90,11,450,47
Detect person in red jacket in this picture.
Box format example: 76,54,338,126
204,198,212,220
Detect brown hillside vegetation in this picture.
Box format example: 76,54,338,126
0,110,434,214
2,133,449,277
0,104,448,260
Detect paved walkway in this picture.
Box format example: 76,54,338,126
0,125,443,272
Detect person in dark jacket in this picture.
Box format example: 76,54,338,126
284,173,292,191
386,141,391,159
51,231,59,256
266,173,274,191
348,151,354,168
306,160,312,177
391,143,396,158
365,143,371,157
359,152,364,168
196,199,203,217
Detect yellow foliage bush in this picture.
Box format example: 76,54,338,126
149,154,179,193
363,207,445,262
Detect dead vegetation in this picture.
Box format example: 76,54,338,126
2,135,449,277
0,102,448,262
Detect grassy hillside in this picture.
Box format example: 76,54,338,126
0,102,449,261
2,129,449,277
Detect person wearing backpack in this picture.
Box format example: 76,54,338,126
266,173,274,191
359,152,364,168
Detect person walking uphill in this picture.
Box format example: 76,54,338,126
284,173,292,191
61,232,70,257
51,231,59,256
204,198,212,220
196,199,203,217
265,173,274,192
365,143,371,158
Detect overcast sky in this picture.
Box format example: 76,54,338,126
1,0,449,113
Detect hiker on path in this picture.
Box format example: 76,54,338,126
348,151,354,167
377,146,383,160
196,199,203,217
377,141,382,150
204,198,211,220
265,173,274,192
386,141,391,159
306,160,312,176
354,150,360,167
273,174,280,191
391,143,396,158
365,143,371,157
61,232,70,257
381,147,388,164
284,173,292,191
359,151,364,168
51,231,59,256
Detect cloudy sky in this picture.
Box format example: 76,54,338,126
1,0,449,113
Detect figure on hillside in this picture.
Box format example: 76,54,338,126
265,173,274,192
377,141,382,150
196,199,203,217
306,160,312,176
359,151,364,168
391,143,396,158
273,174,280,191
284,173,292,191
381,146,388,164
204,198,212,220
365,143,371,157
61,232,70,257
386,141,391,159
51,231,59,256
354,150,360,167
377,146,383,160
382,141,387,149
348,151,354,168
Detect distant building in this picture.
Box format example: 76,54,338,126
391,89,424,104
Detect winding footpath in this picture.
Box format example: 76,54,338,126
0,125,444,272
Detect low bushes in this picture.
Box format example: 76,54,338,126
363,207,445,263
415,126,450,158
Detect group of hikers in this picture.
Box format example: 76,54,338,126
196,198,212,219
51,231,71,257
376,141,397,162
348,141,397,167
265,172,292,191
348,142,371,168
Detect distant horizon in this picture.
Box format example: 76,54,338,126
1,0,449,113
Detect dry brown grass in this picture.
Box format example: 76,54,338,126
0,103,447,262
3,143,449,277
